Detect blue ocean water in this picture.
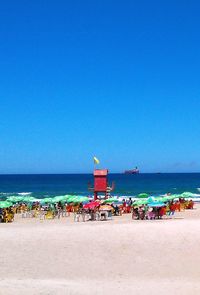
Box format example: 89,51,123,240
0,173,200,198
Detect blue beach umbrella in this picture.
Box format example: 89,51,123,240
147,197,155,203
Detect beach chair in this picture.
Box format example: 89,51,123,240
45,210,55,219
39,210,46,220
84,212,91,221
30,209,40,218
21,211,30,218
2,211,14,223
107,210,112,220
147,211,156,220
99,211,108,221
61,209,68,217
74,212,81,222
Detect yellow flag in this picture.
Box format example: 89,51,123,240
93,156,100,164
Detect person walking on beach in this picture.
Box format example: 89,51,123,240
127,198,132,213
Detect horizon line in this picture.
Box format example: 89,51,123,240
0,172,199,175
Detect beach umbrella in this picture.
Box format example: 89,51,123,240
83,201,100,210
138,193,149,198
167,194,180,200
160,196,171,202
147,197,155,203
153,197,165,202
6,196,24,203
40,198,55,205
181,192,193,198
70,197,82,204
99,205,113,211
132,199,148,206
59,195,76,203
66,196,80,203
104,197,119,203
148,202,165,208
52,196,68,203
0,201,13,208
22,196,38,203
77,197,89,203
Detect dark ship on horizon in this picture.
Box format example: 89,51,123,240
124,166,139,174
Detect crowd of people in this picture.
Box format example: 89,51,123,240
0,196,195,223
131,199,194,220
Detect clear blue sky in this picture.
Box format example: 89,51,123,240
0,1,200,173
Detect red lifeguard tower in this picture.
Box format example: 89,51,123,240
88,169,115,200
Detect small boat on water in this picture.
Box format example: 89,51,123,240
124,167,139,174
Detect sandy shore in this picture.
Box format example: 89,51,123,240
1,205,200,295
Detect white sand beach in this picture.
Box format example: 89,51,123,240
1,206,200,295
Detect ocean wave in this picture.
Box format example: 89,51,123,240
18,192,32,196
0,192,12,196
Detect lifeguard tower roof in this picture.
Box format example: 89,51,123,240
94,169,108,176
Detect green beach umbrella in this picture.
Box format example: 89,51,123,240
77,197,89,203
70,196,82,204
40,198,55,205
22,196,38,203
53,196,68,203
104,197,119,203
66,196,78,203
160,196,171,202
181,192,193,198
132,199,148,206
7,196,24,203
167,194,180,200
0,201,13,208
138,193,149,198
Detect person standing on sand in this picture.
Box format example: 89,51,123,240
127,198,132,213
